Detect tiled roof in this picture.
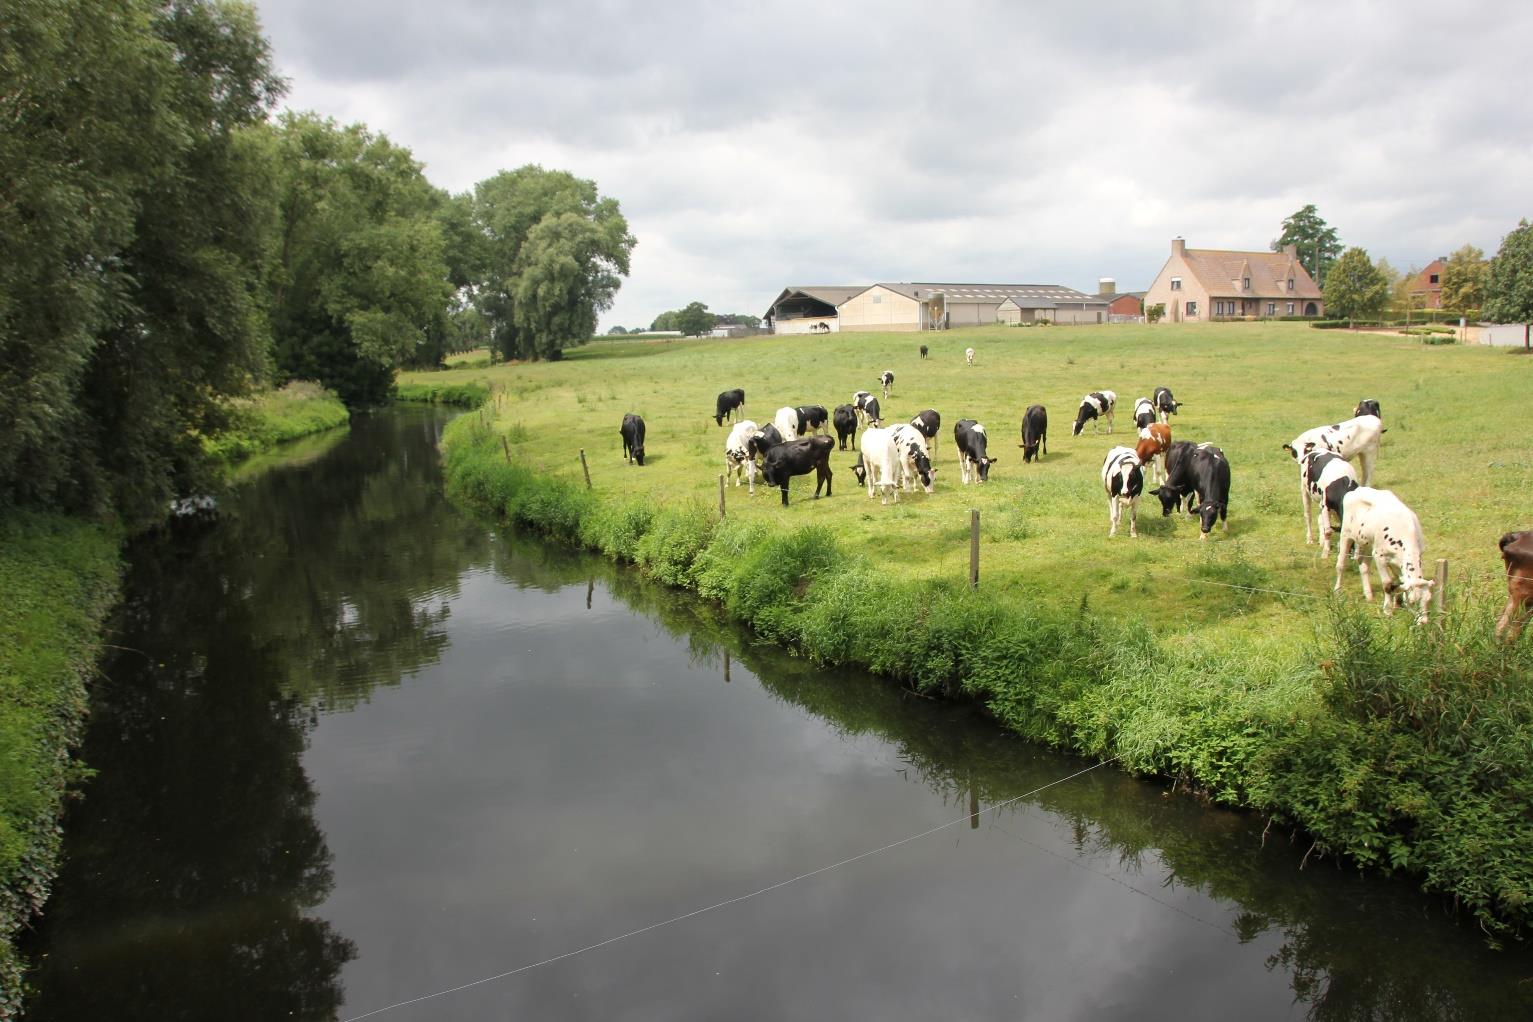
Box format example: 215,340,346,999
875,282,1106,306
1181,249,1321,299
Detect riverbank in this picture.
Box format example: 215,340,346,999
421,326,1533,940
0,513,120,1015
200,381,350,465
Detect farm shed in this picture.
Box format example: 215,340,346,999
766,282,1107,333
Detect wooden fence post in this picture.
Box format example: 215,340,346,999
579,448,592,489
1433,558,1448,620
501,436,511,464
719,474,726,518
969,509,980,590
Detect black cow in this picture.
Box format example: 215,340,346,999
1152,441,1230,538
747,423,784,462
919,345,929,359
760,435,835,506
909,409,940,451
862,396,882,426
714,389,746,427
833,404,859,450
1020,404,1047,462
1153,386,1181,422
620,413,646,466
1354,398,1382,419
796,404,830,436
954,419,995,483
1150,441,1198,514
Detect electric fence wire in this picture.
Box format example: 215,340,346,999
340,754,1120,1021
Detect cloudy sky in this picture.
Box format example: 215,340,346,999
253,0,1533,330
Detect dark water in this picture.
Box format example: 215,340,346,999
22,408,1533,1021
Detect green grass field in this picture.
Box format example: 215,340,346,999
405,323,1531,643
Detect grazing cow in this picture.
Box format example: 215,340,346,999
773,406,800,442
853,390,875,423
1019,404,1047,462
620,413,646,466
1150,441,1200,515
1283,413,1384,487
1333,487,1433,624
1134,423,1171,484
724,420,761,493
858,427,901,504
1183,444,1231,540
953,420,995,483
1496,531,1533,640
796,404,830,436
1072,390,1117,436
890,424,936,493
1101,447,1144,538
714,388,746,427
760,435,835,507
832,404,859,450
880,370,894,399
747,423,784,465
1354,399,1382,419
1133,396,1156,432
1153,386,1181,423
909,409,941,454
919,344,929,359
862,396,882,427
965,347,975,366
1299,450,1359,553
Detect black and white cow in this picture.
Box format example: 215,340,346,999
853,390,875,423
1334,487,1433,624
760,435,835,507
1282,413,1384,486
773,406,800,441
880,370,894,399
832,404,859,450
862,396,882,427
714,388,746,427
1072,390,1117,436
747,423,784,464
1019,404,1047,462
724,420,761,492
1300,450,1359,553
954,419,995,483
1153,386,1181,423
890,424,935,493
1101,447,1143,538
620,413,646,466
1354,399,1382,420
796,405,830,436
909,409,941,453
1132,396,1156,432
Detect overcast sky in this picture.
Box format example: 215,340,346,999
253,0,1533,329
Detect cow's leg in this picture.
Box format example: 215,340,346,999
1107,496,1119,537
1302,482,1315,544
1358,450,1374,486
814,460,832,498
1334,536,1353,592
779,481,790,507
1358,554,1375,602
1106,410,1114,434
1128,495,1139,539
1498,597,1530,640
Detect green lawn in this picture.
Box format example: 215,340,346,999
403,322,1530,642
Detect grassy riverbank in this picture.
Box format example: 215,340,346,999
421,323,1533,939
200,381,350,464
0,513,120,1014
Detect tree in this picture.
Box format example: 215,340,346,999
470,166,634,362
607,325,628,335
1323,248,1390,328
650,310,681,332
1393,266,1425,326
1145,303,1166,324
1272,204,1343,287
1483,219,1533,351
1439,244,1488,316
675,302,714,337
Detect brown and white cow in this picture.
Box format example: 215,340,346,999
1496,530,1533,641
1134,423,1171,484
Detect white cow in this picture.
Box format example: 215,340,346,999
1101,446,1144,538
1333,486,1433,624
889,423,935,493
965,347,975,366
1283,413,1383,485
1299,450,1359,554
858,427,902,505
724,420,760,493
773,406,800,442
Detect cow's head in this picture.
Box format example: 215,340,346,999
631,444,645,466
1384,577,1435,624
1282,441,1317,462
850,454,867,486
1149,485,1184,516
1188,499,1223,535
907,445,935,492
1071,402,1096,437
973,454,996,482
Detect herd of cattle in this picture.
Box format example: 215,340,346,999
614,354,1532,637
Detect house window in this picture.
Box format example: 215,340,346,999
1170,277,1182,291
872,293,882,303
1287,279,1295,291
1267,302,1276,316
1186,301,1198,317
1429,273,1440,285
1243,276,1251,290
1287,302,1295,315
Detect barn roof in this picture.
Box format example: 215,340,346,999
1179,249,1322,299
874,283,1106,306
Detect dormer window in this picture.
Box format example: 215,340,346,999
1170,277,1182,291
1242,277,1251,290
1287,278,1295,291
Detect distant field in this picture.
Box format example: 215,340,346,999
403,323,1531,640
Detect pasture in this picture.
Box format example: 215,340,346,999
408,323,1531,643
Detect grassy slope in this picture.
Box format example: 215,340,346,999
0,513,120,1015
201,381,350,464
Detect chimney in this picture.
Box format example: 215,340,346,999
1172,237,1186,257
1283,243,1297,258
1098,277,1116,296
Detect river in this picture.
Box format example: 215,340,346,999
22,407,1532,1020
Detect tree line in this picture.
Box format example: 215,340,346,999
1,0,633,528
605,303,762,336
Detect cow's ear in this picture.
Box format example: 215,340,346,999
1150,487,1161,496
988,457,999,464
1281,444,1295,456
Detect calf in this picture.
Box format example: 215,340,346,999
832,404,859,450
1354,398,1382,419
1132,396,1156,432
714,388,746,427
796,404,829,436
1333,487,1433,624
1134,423,1171,484
724,420,760,492
965,347,975,366
909,409,941,454
1101,447,1143,538
1282,413,1383,485
853,390,875,423
880,370,894,399
1496,531,1533,641
1072,390,1117,436
858,427,901,504
620,413,646,466
1018,405,1047,463
1183,444,1231,540
862,396,882,427
953,419,995,483
919,344,929,359
1153,386,1181,422
760,435,835,507
773,406,800,442
890,423,935,493
1300,450,1359,554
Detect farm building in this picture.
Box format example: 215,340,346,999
1408,257,1447,310
764,283,1108,333
1143,238,1324,323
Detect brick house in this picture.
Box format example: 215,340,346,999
1142,238,1324,323
1408,257,1447,310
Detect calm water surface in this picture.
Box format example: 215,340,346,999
23,408,1533,1020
